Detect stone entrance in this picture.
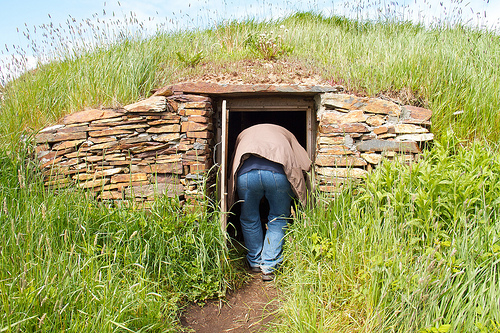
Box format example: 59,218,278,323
34,82,433,208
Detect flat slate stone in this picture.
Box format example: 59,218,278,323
166,82,341,96
187,115,211,123
377,133,397,139
319,111,344,125
395,133,434,142
110,123,149,131
36,131,87,144
179,109,212,116
101,180,150,191
78,178,109,189
183,102,211,109
40,149,74,163
356,139,421,153
120,134,152,145
316,167,368,179
59,158,80,167
127,143,170,154
360,98,401,117
52,139,86,150
89,129,134,137
111,173,148,184
182,154,208,163
168,94,212,103
91,117,147,127
131,163,183,175
315,155,367,167
153,133,181,142
187,131,213,139
366,115,386,127
40,124,65,133
318,145,354,155
361,153,383,165
373,126,388,135
62,109,123,125
124,96,168,113
84,141,119,151
321,94,401,116
317,136,346,145
394,124,428,134
151,86,174,97
339,110,369,124
74,167,124,181
189,162,211,173
98,191,124,200
124,183,184,198
320,123,370,134
402,105,432,124
86,136,117,144
321,93,359,110
146,124,181,134
155,153,182,163
181,122,212,132
90,116,127,125
45,177,73,187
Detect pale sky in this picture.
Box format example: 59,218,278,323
1,0,499,83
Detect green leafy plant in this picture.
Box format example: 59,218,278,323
175,50,204,68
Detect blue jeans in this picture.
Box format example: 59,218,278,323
236,169,294,274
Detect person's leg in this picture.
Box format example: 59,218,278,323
260,171,293,274
236,170,265,269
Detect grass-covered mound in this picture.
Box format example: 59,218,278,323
279,141,500,332
1,12,499,143
0,143,235,331
1,5,500,332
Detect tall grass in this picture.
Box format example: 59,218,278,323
1,7,499,144
0,140,235,331
275,140,500,332
1,1,500,332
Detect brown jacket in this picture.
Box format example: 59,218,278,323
227,124,312,207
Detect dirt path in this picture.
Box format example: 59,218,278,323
181,272,279,332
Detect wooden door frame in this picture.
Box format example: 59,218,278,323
215,95,317,229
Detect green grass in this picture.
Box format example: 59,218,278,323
0,141,236,331
1,10,499,143
275,140,500,332
1,2,500,332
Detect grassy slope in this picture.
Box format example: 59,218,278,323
0,143,236,332
1,13,499,143
278,141,500,332
1,10,500,332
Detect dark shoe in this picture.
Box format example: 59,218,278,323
262,272,274,282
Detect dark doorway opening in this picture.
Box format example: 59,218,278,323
227,110,307,165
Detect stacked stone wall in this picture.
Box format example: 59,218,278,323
314,93,433,193
34,85,433,203
35,92,214,206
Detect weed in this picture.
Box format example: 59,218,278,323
176,50,204,68
246,26,293,61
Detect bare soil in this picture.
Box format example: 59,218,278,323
181,271,280,332
175,58,329,86
171,58,425,106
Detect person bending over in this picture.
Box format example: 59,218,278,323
228,124,311,281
